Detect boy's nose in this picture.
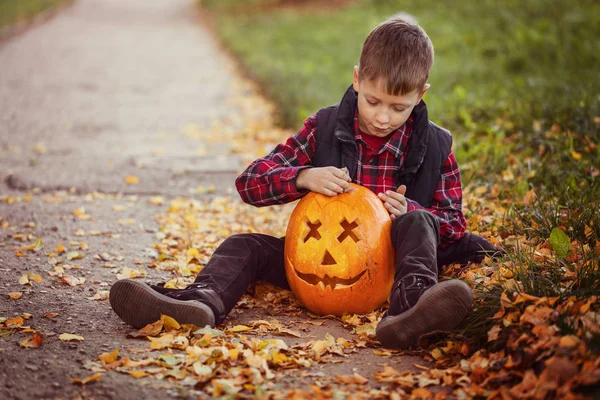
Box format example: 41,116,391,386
376,112,390,125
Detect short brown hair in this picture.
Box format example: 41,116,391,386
358,14,434,95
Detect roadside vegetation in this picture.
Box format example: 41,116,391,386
0,0,73,30
201,0,600,397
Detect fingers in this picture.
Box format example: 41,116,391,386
332,167,352,182
382,190,406,206
378,190,407,216
396,184,407,195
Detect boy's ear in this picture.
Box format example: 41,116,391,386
352,66,360,92
418,83,430,102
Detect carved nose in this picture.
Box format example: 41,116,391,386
322,250,337,265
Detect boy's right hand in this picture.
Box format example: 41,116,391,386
296,167,352,196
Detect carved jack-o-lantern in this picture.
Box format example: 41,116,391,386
284,183,395,316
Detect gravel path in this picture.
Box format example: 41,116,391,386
0,1,423,398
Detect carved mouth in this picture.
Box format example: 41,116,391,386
294,269,367,290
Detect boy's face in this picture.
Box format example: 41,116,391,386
352,66,429,137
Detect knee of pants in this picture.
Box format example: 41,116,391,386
392,209,438,232
220,233,260,253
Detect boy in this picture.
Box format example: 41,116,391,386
110,15,499,349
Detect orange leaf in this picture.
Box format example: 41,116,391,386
124,176,140,185
71,373,103,385
98,349,119,364
8,292,22,300
334,373,368,385
53,242,66,254
139,320,163,336
5,316,24,327
20,332,43,348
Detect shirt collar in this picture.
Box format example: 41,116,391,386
353,110,413,159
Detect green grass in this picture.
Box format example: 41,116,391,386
203,0,600,136
0,0,73,30
202,0,600,355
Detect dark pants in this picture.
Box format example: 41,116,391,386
193,210,497,324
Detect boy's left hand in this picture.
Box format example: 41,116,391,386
378,185,408,220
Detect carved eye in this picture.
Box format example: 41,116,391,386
304,220,322,242
337,219,359,243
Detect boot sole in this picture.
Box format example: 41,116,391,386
376,280,473,349
109,279,215,329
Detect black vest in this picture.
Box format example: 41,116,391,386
312,85,453,208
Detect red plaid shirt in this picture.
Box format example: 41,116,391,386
236,113,466,244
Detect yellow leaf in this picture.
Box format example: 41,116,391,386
66,251,83,261
161,315,181,331
431,348,444,360
18,274,29,285
125,175,140,185
149,334,173,350
129,370,147,378
148,196,164,206
59,333,84,342
228,325,251,333
98,349,119,364
271,352,289,365
53,242,66,254
71,373,103,385
8,292,22,300
571,151,582,160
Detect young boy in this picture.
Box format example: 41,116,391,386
110,15,499,349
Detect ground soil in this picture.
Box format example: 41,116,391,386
0,1,433,398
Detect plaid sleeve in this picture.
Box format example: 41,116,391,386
406,151,467,244
235,114,317,207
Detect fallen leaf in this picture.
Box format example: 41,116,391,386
71,373,102,385
139,320,164,337
59,333,85,342
6,316,24,327
19,272,43,285
8,292,22,300
43,312,58,318
66,251,83,261
228,324,252,333
53,242,66,254
87,290,109,301
61,275,86,286
125,176,139,185
20,332,43,348
558,335,579,348
335,373,368,384
73,207,91,220
161,315,181,331
98,349,119,364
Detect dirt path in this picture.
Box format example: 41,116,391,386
0,1,428,398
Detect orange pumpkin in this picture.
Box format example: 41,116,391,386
284,183,395,316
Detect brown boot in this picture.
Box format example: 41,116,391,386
376,279,472,349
